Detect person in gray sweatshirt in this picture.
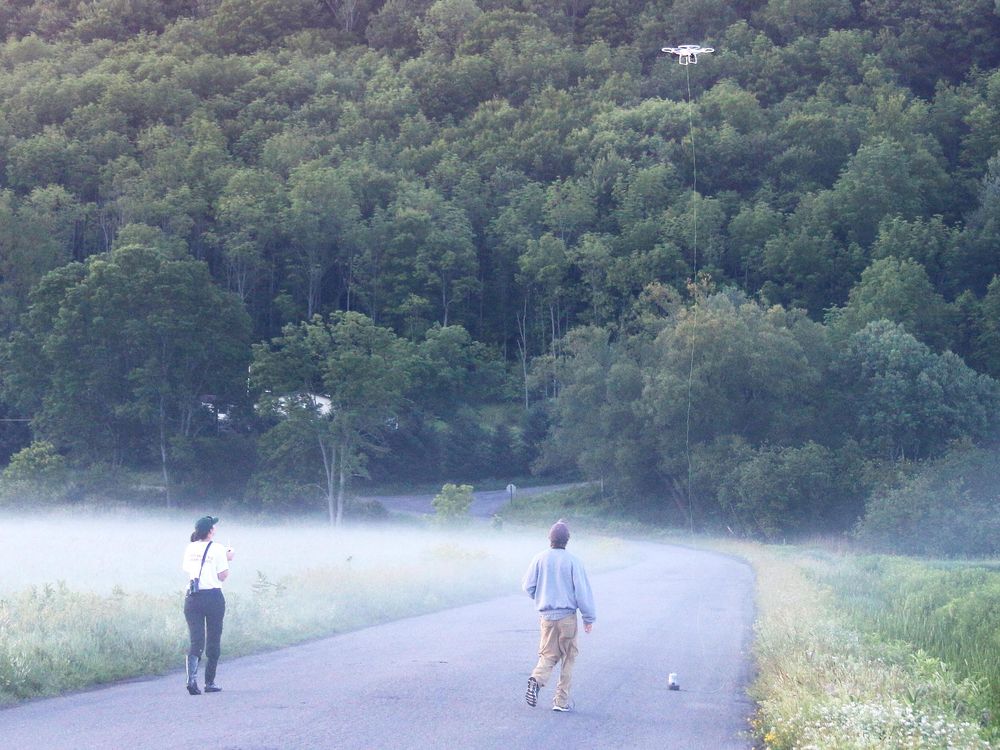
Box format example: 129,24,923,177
522,519,596,712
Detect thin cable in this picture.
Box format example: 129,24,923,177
683,62,698,534
686,63,698,273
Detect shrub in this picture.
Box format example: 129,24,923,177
0,441,71,506
431,483,474,522
855,443,1000,556
700,439,870,539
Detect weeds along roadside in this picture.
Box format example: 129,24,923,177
820,554,1000,739
715,541,997,749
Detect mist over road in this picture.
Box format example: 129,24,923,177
0,541,754,749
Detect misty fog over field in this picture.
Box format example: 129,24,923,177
0,509,633,597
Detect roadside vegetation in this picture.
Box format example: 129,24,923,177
741,543,997,750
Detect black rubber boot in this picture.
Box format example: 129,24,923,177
204,655,220,692
186,655,201,695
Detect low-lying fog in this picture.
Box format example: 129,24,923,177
0,509,630,596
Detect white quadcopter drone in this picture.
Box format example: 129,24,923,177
661,44,714,65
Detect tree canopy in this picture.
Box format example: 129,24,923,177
0,0,999,542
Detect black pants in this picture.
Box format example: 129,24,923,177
184,588,226,684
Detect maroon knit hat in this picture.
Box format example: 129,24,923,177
548,519,570,548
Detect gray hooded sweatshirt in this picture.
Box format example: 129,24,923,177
522,547,596,624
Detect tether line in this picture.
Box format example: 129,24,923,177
683,60,698,534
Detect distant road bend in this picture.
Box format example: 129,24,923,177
0,490,756,749
365,481,586,518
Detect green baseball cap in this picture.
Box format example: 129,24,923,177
195,515,219,535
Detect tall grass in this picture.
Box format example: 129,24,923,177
824,556,1000,729
728,541,997,749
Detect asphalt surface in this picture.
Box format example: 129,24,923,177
0,540,755,750
364,483,584,518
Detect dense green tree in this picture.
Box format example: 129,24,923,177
768,108,861,195
0,0,999,531
869,215,961,295
6,126,93,195
1,240,251,503
519,232,571,358
251,311,414,523
969,276,1000,378
761,219,860,315
826,257,955,351
860,0,1000,95
214,167,288,304
366,0,434,55
384,183,479,328
213,0,323,53
0,187,84,329
642,291,825,465
836,320,1000,460
410,324,506,415
544,290,831,522
283,161,362,318
0,440,71,506
727,200,783,290
825,137,952,248
539,324,651,494
417,0,483,58
959,154,1000,294
714,440,866,539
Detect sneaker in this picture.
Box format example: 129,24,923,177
204,684,222,693
525,677,539,707
552,704,571,712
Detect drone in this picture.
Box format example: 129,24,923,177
661,44,714,65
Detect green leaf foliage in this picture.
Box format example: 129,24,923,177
0,1,998,539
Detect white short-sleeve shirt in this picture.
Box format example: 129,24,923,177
182,540,229,590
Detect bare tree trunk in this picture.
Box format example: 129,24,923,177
160,394,173,509
319,434,337,525
308,262,322,319
516,297,530,410
669,476,693,533
336,455,346,527
320,0,362,32
442,277,450,326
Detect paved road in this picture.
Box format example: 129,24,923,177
0,541,754,749
365,483,585,518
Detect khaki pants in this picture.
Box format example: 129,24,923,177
530,613,579,708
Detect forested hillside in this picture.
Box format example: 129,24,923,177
0,0,998,547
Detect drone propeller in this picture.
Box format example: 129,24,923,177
661,44,715,65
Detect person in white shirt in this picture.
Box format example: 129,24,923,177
182,515,234,695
